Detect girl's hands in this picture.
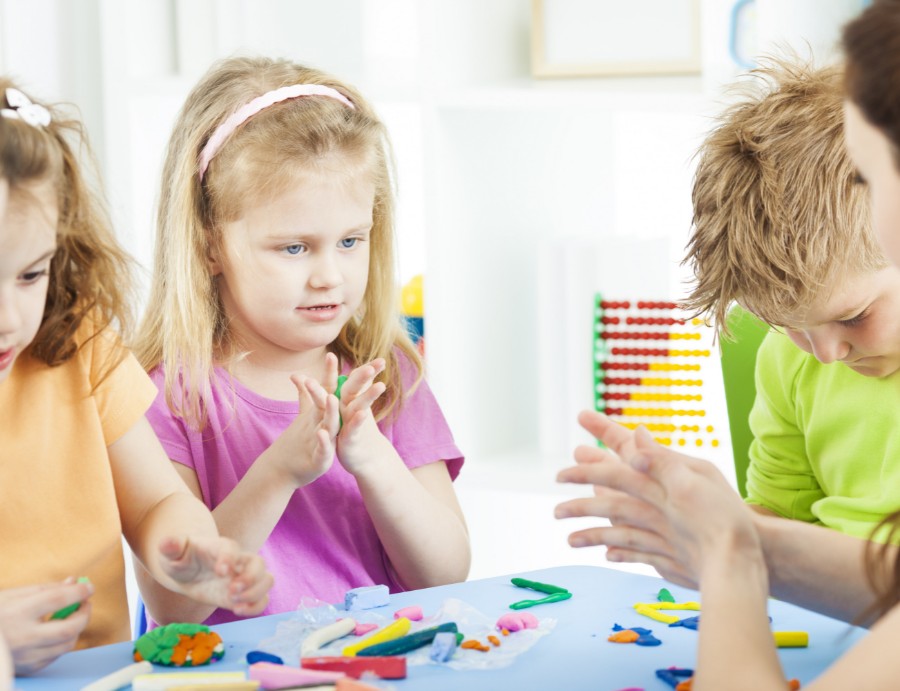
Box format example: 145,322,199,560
157,536,272,617
333,358,388,475
0,579,93,675
555,410,762,587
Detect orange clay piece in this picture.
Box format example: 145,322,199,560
608,629,640,643
788,680,801,690
487,635,501,647
675,680,692,691
501,628,509,636
169,631,221,666
460,640,490,652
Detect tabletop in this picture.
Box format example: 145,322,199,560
16,564,866,690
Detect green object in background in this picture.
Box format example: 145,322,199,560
50,576,91,620
657,587,675,603
720,305,769,498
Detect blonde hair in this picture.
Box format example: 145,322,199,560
682,60,883,335
135,55,421,430
0,78,133,373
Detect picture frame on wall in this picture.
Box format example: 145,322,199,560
531,0,702,78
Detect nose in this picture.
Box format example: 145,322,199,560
308,250,343,290
0,287,21,336
803,330,851,364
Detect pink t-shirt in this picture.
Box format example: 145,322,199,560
146,354,463,625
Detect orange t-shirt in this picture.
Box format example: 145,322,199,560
0,328,156,648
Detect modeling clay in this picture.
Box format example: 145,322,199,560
610,624,660,646
634,601,701,624
245,650,283,665
608,629,640,643
335,374,348,427
429,631,458,662
655,666,694,688
300,617,356,657
344,584,390,610
336,678,382,691
80,661,152,691
342,617,411,656
487,634,501,647
354,622,378,636
669,616,700,630
496,612,539,632
773,631,808,648
509,591,572,609
131,672,245,691
356,622,458,656
248,661,342,688
510,577,570,595
393,605,423,621
460,639,490,652
301,655,407,679
50,576,91,620
133,623,224,666
657,588,675,602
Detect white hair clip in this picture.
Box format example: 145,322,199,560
1,87,51,127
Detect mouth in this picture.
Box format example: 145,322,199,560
0,348,15,371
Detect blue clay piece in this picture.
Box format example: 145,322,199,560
344,584,390,610
635,633,661,646
669,615,700,630
655,667,694,688
429,631,458,662
246,650,283,665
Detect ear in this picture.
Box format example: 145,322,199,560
206,232,223,276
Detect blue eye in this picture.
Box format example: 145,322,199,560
340,238,358,249
19,269,49,284
284,244,304,255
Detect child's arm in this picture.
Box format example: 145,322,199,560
330,365,471,589
0,581,93,675
110,416,272,625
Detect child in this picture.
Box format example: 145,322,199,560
136,56,470,625
680,60,900,539
0,80,272,675
556,5,900,687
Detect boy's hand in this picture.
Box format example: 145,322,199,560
157,536,272,617
0,580,93,675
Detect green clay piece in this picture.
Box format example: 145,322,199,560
510,577,570,595
133,622,223,666
455,632,464,645
357,622,458,657
657,588,676,603
335,375,348,429
50,577,91,620
509,591,573,610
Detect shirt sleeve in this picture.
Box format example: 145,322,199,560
87,330,158,446
382,353,464,480
745,333,824,520
144,366,195,468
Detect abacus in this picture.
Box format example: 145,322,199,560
594,295,719,449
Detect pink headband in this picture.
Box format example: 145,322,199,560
198,83,355,180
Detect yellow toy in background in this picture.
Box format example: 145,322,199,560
400,274,425,357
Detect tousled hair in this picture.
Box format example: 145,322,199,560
134,56,421,430
0,77,133,377
681,59,882,335
842,0,900,623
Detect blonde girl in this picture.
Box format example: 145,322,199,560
0,80,271,676
137,56,470,625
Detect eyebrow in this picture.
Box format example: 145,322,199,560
25,248,57,268
265,225,373,241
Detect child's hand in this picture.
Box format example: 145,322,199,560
333,358,388,474
0,579,93,675
157,536,273,617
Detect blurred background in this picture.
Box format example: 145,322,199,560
0,0,869,601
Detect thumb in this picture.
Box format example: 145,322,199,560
158,536,189,563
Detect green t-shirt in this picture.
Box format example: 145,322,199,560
747,331,900,539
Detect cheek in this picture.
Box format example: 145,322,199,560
784,330,811,354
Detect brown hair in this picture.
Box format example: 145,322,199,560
843,0,900,171
0,79,133,371
681,59,882,335
135,56,421,430
844,0,900,622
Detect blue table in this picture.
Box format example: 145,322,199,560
16,565,865,690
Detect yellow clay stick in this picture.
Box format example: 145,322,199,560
773,631,808,648
633,604,679,624
341,617,411,657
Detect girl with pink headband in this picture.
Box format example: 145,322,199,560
136,55,470,625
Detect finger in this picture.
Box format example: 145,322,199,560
555,488,665,530
573,443,620,466
605,547,696,588
342,381,386,418
324,352,339,394
158,536,189,563
577,410,636,455
321,396,340,439
565,524,675,561
303,377,329,410
557,459,666,506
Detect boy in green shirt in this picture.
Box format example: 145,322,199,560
682,60,900,539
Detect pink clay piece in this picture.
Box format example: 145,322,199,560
393,605,424,621
496,612,539,632
354,622,379,636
